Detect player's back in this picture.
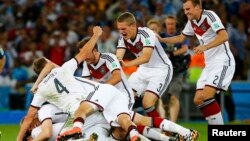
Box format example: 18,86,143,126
37,66,87,113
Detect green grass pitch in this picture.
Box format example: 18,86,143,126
0,122,208,141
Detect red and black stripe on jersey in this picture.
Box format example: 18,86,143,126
191,18,211,36
123,38,143,54
87,63,109,79
122,29,150,54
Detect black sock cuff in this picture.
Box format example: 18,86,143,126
74,117,84,124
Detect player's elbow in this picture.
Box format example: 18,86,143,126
218,30,229,42
143,56,150,63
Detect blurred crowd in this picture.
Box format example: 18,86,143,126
0,0,249,96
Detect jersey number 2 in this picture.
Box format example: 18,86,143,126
54,78,69,94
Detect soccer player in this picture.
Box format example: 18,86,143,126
78,38,174,141
0,47,5,73
79,38,135,110
116,12,173,118
17,26,141,141
25,103,68,141
158,0,235,125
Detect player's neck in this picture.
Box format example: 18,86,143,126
94,52,100,65
130,28,137,42
195,9,203,21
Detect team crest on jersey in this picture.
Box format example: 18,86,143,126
191,18,210,36
135,41,143,51
200,24,207,31
100,66,106,74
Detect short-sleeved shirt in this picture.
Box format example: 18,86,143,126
182,10,235,66
31,58,87,114
117,27,171,68
82,53,134,108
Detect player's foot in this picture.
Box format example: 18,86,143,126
130,135,141,141
57,127,82,141
89,133,98,141
179,129,199,141
169,133,180,141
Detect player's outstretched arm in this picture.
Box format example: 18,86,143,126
30,58,58,94
76,26,103,63
120,47,153,67
32,119,53,141
158,33,186,44
194,30,229,54
17,107,38,141
116,48,126,60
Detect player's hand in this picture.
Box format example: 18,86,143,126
194,45,207,54
155,34,163,42
93,26,103,37
30,85,38,94
119,59,129,67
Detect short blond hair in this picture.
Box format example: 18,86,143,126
116,12,136,25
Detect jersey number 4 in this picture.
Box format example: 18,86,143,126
54,78,69,94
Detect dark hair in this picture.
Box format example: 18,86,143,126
183,0,201,7
77,37,98,51
33,57,47,75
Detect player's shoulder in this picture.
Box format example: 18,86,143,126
202,9,218,19
138,27,154,38
100,53,117,62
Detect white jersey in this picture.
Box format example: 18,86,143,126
182,9,235,66
32,104,68,141
117,27,171,68
31,59,87,114
82,53,134,109
37,104,68,124
31,58,131,127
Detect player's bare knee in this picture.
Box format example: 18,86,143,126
111,128,126,140
75,102,97,117
142,97,158,108
134,116,151,126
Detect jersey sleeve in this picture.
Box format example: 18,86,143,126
182,21,195,36
30,93,46,108
117,35,126,49
105,53,121,73
81,61,91,77
38,104,53,122
140,28,155,48
61,58,78,74
206,10,225,32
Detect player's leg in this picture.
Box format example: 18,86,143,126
194,87,223,125
143,66,173,118
194,64,234,125
133,112,199,141
142,91,161,117
117,113,140,141
57,102,98,141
